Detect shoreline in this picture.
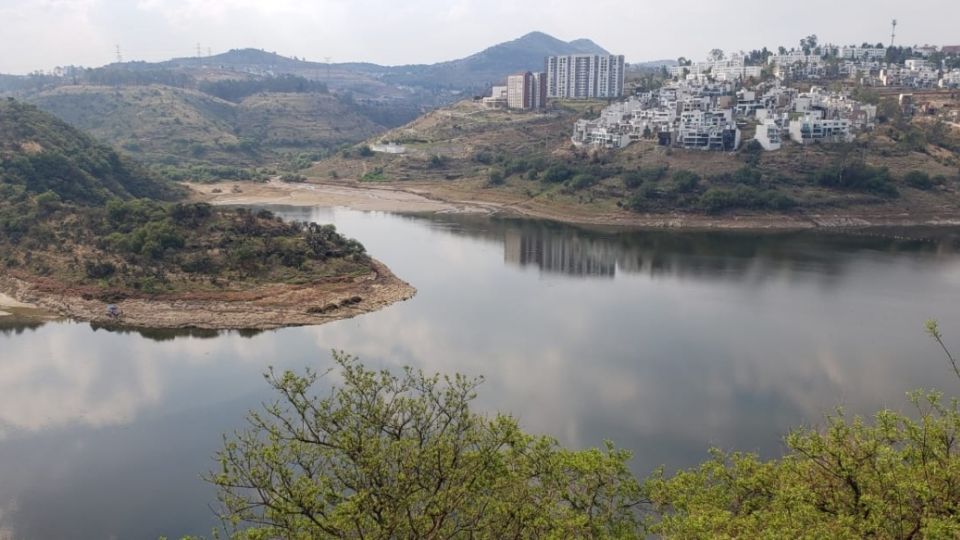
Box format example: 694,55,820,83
0,259,416,330
189,180,960,231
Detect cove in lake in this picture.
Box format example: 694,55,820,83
2,206,960,539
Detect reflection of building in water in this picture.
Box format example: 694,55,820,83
504,228,617,277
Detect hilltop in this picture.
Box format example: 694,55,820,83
373,31,611,88
0,99,414,328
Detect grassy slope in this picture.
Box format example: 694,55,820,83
306,99,960,221
28,85,247,167
26,85,386,169
235,92,384,152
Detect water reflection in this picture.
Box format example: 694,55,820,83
0,318,45,337
88,323,265,342
4,207,960,539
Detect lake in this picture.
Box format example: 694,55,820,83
3,206,960,539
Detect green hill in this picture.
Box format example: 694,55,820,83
0,97,180,204
25,85,385,173
0,99,376,303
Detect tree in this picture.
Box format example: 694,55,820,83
800,34,818,55
209,353,644,539
645,392,960,538
708,48,725,62
644,322,960,538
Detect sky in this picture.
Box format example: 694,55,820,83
1,0,958,74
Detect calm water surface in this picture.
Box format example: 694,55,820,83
3,206,960,539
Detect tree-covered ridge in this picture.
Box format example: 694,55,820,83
0,98,181,203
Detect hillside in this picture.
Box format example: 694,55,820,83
28,85,248,168
375,31,612,88
234,92,384,151
0,97,181,203
0,99,413,328
26,85,384,173
300,98,960,228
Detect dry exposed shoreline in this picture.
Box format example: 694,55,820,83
0,259,415,330
189,179,960,231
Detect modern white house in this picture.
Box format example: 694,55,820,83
482,86,507,108
754,119,783,151
788,115,853,144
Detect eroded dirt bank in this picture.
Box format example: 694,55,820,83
0,260,415,330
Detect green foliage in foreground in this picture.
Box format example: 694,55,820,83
210,353,644,539
210,351,960,539
647,392,960,538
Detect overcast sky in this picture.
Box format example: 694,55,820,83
2,0,958,74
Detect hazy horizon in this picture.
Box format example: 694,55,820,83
2,0,959,75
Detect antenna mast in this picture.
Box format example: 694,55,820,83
890,19,897,47
115,44,123,63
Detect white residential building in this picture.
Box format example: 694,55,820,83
482,86,507,108
754,119,782,151
671,54,762,82
789,115,853,144
941,70,960,88
839,46,886,61
545,54,625,99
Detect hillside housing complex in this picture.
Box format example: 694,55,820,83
573,42,960,152
572,80,875,151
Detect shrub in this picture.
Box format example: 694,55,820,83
815,161,898,197
428,154,448,169
487,168,505,186
542,164,574,183
699,186,797,213
84,260,116,279
669,170,701,194
357,145,374,157
473,151,495,165
623,165,668,189
904,170,934,190
568,173,598,190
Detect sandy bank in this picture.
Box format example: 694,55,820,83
191,179,960,231
0,260,415,330
0,292,38,309
186,180,489,215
